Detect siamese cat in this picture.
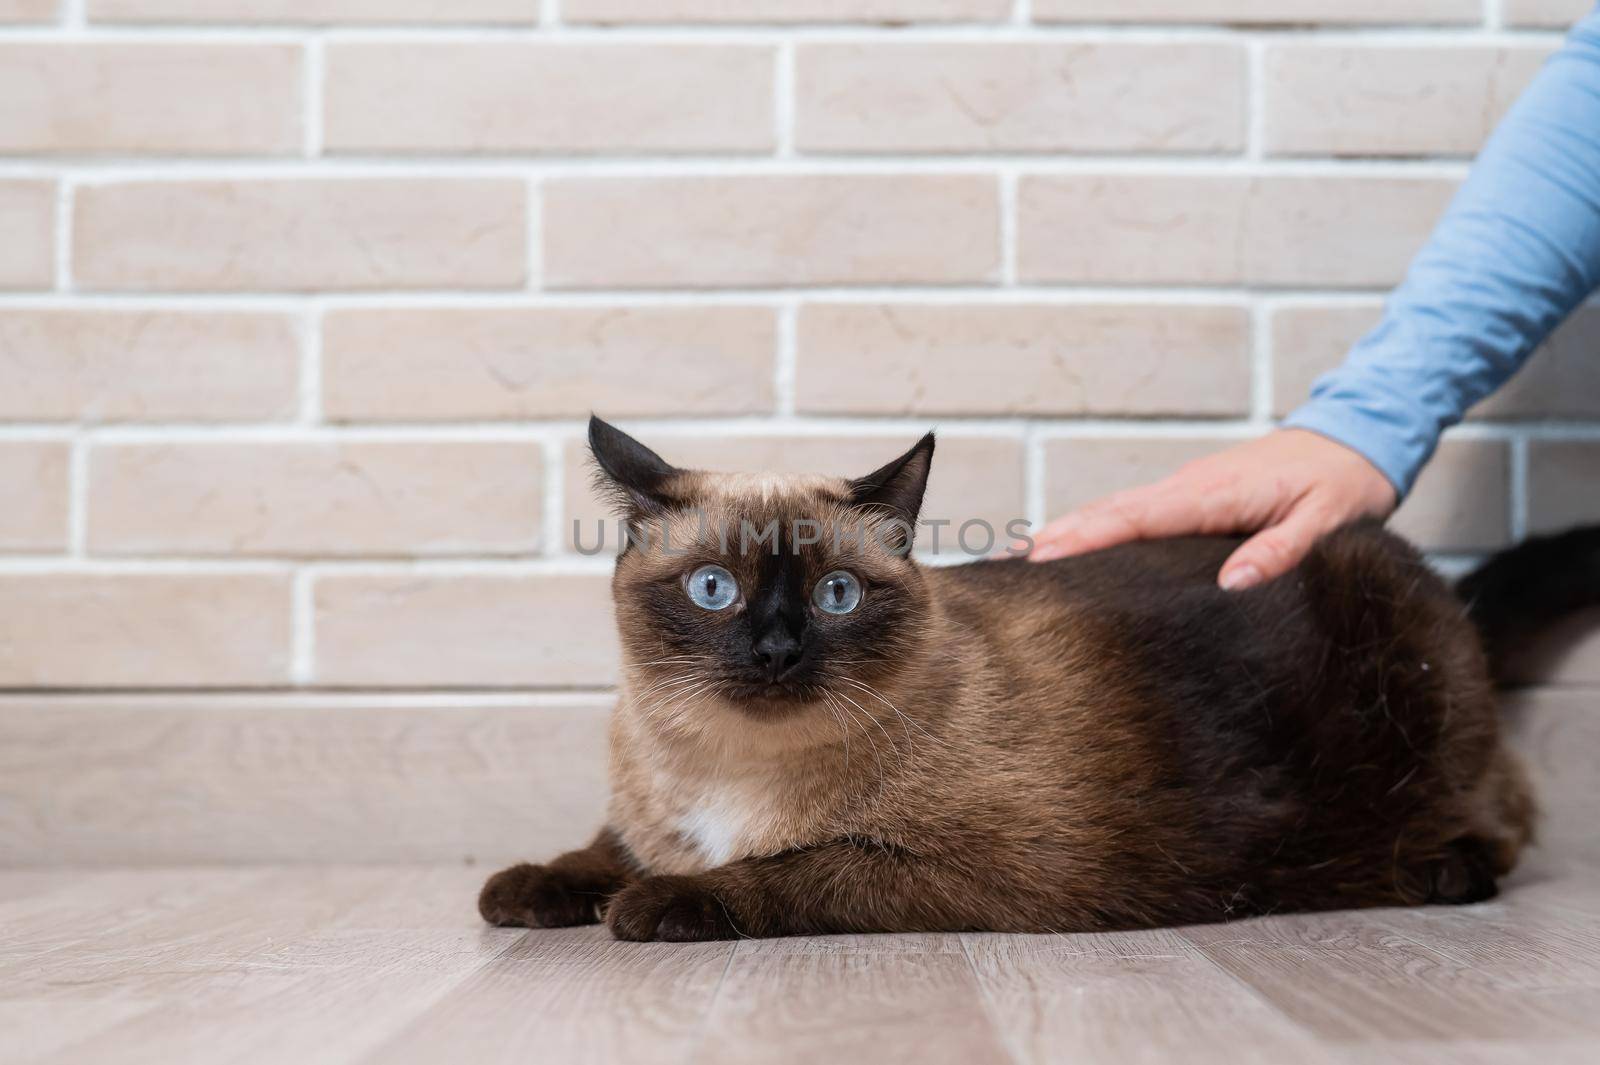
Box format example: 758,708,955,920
479,418,1590,941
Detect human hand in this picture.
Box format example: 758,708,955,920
1027,429,1398,590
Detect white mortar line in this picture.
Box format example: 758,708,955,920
76,416,1275,444
11,156,1477,179
1031,421,1270,442
1443,422,1600,442
1012,1,1032,27
1023,425,1045,533
38,285,1589,314
775,40,796,158
1246,37,1266,163
298,304,323,426
6,28,310,44
0,287,1370,308
542,0,563,29
0,294,312,311
290,569,315,686
541,435,567,557
1428,554,1487,580
0,689,619,708
998,169,1019,287
40,417,1598,441
302,36,324,159
0,684,623,696
1508,433,1529,541
1485,0,1505,32
775,301,799,416
66,438,89,557
526,177,544,292
0,549,986,573
0,25,1563,43
0,427,75,440
47,415,1600,444
0,556,619,576
1250,302,1275,423
299,557,617,577
1259,292,1388,310
0,558,297,575
304,27,1568,44
52,179,73,293
60,0,84,30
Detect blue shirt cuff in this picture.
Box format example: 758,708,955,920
1282,397,1434,500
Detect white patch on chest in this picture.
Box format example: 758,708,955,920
675,786,778,867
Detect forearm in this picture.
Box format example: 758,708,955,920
1286,9,1600,496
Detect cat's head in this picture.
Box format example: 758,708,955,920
589,416,936,724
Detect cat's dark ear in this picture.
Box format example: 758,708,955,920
848,432,935,551
588,415,683,518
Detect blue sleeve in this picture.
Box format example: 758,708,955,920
1283,8,1600,497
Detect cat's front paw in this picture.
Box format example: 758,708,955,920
606,875,742,942
478,862,607,928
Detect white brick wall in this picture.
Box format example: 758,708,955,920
1,0,1596,690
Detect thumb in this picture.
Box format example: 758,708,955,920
1218,504,1331,591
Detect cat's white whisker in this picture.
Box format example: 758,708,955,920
838,677,952,753
832,688,912,773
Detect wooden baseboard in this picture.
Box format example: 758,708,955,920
1504,687,1600,869
0,693,612,867
0,687,1594,868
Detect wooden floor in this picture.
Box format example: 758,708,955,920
3,685,1596,1062
4,855,1600,1065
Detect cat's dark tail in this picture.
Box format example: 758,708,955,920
1456,524,1600,685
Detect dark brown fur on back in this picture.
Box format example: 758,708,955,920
480,424,1544,941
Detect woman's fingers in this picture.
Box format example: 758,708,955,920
1025,429,1399,577
1029,482,1207,562
1218,500,1337,590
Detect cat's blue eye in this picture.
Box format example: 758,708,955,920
813,571,862,615
686,564,738,611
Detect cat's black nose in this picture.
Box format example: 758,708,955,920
752,631,804,681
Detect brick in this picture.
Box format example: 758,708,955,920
1032,1,1478,23
1270,303,1377,416
0,442,68,551
564,433,1025,556
545,175,999,289
0,44,300,156
74,180,525,292
0,310,299,422
1266,45,1551,157
0,181,53,290
796,42,1244,154
1042,436,1241,519
0,1,57,20
1528,441,1600,535
313,574,618,687
0,574,290,687
89,441,543,557
1388,438,1511,551
1041,433,1507,552
1504,0,1594,27
564,1,1009,22
1272,303,1600,421
795,303,1251,416
1018,174,1454,288
324,43,773,155
322,306,774,421
88,0,536,22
